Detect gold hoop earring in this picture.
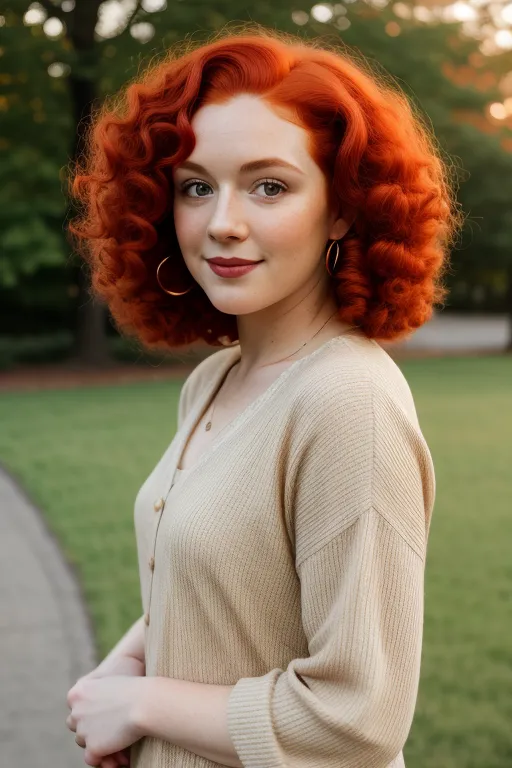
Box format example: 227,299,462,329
325,240,341,277
156,256,194,295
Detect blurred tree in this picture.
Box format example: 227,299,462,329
322,2,512,344
1,0,512,358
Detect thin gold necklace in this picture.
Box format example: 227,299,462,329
205,312,357,432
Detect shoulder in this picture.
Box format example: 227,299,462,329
285,333,436,554
291,332,422,433
184,344,237,391
177,345,239,428
293,333,434,491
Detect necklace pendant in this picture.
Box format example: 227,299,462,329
205,421,212,431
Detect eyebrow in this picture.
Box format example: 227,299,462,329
175,157,305,176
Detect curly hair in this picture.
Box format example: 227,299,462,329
68,24,463,350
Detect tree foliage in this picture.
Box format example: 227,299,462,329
1,0,511,325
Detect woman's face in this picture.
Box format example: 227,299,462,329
172,93,349,317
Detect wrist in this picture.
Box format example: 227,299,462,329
97,652,145,677
134,677,162,738
135,677,186,742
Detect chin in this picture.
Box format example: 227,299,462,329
207,294,264,316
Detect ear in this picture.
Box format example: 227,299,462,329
328,205,356,241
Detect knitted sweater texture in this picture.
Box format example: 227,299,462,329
131,330,436,768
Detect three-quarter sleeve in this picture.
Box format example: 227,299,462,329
226,374,436,767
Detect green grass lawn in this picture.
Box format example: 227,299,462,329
0,354,511,767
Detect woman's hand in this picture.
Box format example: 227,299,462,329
68,656,145,767
93,750,130,768
66,676,149,767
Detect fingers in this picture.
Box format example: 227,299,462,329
66,714,76,731
75,733,86,749
84,747,102,767
113,749,130,767
99,750,130,768
100,758,118,768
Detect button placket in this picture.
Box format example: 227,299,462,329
146,472,180,625
146,493,166,625
146,461,181,626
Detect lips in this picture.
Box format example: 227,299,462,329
207,260,263,278
208,258,262,266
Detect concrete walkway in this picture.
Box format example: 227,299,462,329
387,312,510,353
0,465,97,767
0,311,509,766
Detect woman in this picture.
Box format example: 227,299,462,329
65,26,462,768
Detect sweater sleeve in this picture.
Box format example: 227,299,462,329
226,376,435,768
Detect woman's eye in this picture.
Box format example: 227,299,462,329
180,179,287,200
181,181,210,198
256,180,286,198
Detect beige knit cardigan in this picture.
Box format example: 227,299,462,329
131,329,436,768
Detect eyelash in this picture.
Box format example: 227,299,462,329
179,178,288,201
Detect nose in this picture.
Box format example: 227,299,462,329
207,188,247,242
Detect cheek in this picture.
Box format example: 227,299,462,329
258,212,306,251
172,202,193,245
173,208,209,259
263,196,323,242
262,216,320,260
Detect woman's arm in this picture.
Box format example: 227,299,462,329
87,614,146,678
68,616,146,767
137,678,242,768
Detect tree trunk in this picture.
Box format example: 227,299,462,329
72,263,111,367
67,0,111,367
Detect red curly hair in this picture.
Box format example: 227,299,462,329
68,24,463,350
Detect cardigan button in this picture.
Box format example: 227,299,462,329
144,612,150,626
153,497,164,512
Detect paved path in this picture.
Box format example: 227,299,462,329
0,465,97,767
0,313,510,394
388,312,510,352
0,311,509,766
